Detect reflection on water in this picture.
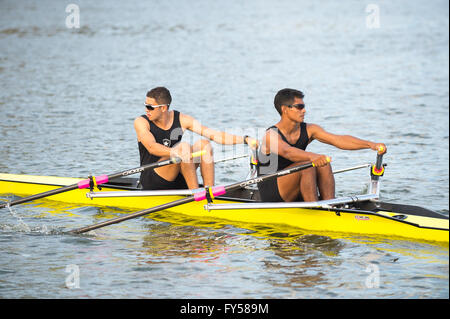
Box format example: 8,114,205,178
142,224,232,260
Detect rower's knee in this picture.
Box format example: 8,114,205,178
194,139,213,153
175,142,193,152
171,142,193,162
301,165,317,179
193,139,214,163
316,163,332,174
291,161,316,175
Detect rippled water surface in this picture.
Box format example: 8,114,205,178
0,0,448,300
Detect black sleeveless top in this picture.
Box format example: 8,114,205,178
138,110,184,166
257,122,309,174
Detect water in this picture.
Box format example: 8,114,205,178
0,0,448,300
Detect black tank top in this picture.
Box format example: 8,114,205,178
138,110,184,165
257,122,309,174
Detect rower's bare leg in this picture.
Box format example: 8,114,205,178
178,142,200,189
193,139,214,186
299,167,319,201
315,164,335,200
155,142,199,189
277,162,319,202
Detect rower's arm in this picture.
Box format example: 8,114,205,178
180,113,248,145
263,129,326,164
134,117,172,157
308,124,387,153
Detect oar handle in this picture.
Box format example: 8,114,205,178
250,146,259,167
375,154,383,170
371,146,385,179
375,145,385,169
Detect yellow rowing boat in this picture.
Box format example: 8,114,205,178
0,172,448,243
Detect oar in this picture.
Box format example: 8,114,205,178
214,153,249,164
68,160,320,234
332,164,371,174
0,151,205,209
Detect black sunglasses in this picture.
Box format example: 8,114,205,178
286,103,305,110
145,103,168,111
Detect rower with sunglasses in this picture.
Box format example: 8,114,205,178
134,86,258,191
257,88,387,202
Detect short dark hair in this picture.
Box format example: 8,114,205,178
146,87,172,106
274,88,304,115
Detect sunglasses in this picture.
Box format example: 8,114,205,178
145,103,168,111
286,103,305,110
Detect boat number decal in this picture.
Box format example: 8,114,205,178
355,215,370,221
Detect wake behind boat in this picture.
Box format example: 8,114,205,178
0,155,448,243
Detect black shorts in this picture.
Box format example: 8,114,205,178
139,168,188,190
257,177,303,202
257,178,284,202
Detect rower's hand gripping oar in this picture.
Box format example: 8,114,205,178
68,158,326,234
0,151,205,209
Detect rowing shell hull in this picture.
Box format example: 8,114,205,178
0,173,448,243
